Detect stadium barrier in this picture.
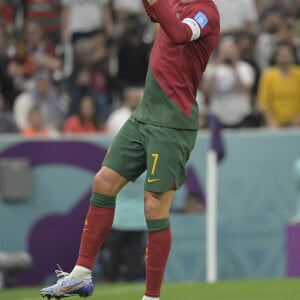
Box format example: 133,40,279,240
0,130,299,285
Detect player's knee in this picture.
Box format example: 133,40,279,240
144,192,161,219
93,169,117,195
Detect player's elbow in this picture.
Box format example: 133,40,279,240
168,33,189,44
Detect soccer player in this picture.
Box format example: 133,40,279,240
40,0,220,299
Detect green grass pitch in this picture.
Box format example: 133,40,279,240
1,279,300,300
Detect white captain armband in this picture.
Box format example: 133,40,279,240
182,18,201,41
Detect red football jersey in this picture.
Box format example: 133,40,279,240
135,0,220,129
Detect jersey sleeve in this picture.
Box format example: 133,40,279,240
192,7,219,39
150,0,219,44
142,0,158,23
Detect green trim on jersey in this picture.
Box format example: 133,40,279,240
133,67,199,130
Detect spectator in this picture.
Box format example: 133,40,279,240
293,0,300,21
236,31,261,99
13,71,63,131
258,42,300,128
61,0,114,45
213,0,258,35
275,14,300,65
89,31,112,121
259,0,292,19
255,9,282,72
7,21,62,91
202,39,255,129
195,90,209,129
1,0,299,136
277,14,297,44
63,95,106,134
0,94,18,133
24,21,61,74
116,14,151,88
67,32,112,120
0,0,15,32
0,24,17,108
110,0,145,37
256,0,268,15
22,106,50,137
106,86,143,135
0,20,14,57
111,0,144,18
22,0,61,44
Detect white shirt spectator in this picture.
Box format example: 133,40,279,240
13,92,33,130
204,61,255,126
13,74,63,130
213,0,258,33
106,107,132,135
62,0,109,35
106,86,143,135
112,0,143,14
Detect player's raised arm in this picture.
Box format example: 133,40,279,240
142,0,158,23
148,0,208,44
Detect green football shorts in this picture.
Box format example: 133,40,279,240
102,116,198,193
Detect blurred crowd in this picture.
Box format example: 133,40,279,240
0,0,300,136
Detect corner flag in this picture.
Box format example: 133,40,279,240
208,114,225,162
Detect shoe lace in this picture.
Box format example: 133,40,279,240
55,264,70,282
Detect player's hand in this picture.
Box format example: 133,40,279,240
147,0,158,5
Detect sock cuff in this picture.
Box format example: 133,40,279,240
146,218,170,233
143,296,160,300
90,192,116,208
70,265,92,280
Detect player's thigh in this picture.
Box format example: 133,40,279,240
102,116,146,182
143,125,198,193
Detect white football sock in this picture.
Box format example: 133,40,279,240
70,265,92,280
142,296,159,300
